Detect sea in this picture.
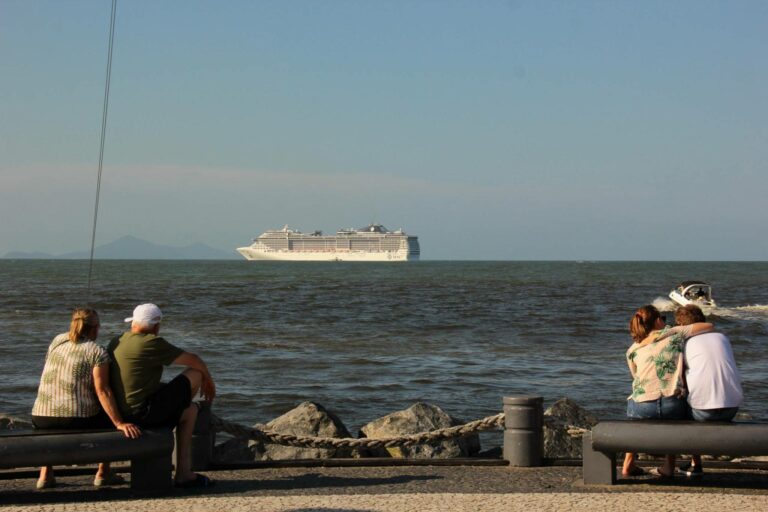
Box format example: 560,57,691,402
2,260,767,445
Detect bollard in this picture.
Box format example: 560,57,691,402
502,396,543,467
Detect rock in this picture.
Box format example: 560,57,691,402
250,402,356,460
0,414,33,430
543,398,598,459
213,436,255,463
359,402,480,459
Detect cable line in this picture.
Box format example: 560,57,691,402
87,0,118,301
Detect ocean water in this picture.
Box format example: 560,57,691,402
1,260,767,439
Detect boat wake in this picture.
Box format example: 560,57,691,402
652,297,678,312
651,297,768,322
712,305,768,322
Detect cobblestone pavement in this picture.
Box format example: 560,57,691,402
1,465,767,511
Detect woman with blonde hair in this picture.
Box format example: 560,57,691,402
31,308,141,489
621,304,711,478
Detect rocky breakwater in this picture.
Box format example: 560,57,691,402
359,402,481,459
213,401,481,463
543,398,598,459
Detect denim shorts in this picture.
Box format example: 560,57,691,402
690,407,738,422
627,396,688,420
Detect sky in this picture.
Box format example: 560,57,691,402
1,0,767,260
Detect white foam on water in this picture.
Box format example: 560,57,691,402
652,297,677,312
711,304,768,322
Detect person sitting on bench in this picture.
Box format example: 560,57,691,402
622,305,712,478
108,303,216,488
31,308,141,489
674,304,743,477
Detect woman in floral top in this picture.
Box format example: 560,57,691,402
621,305,712,478
31,308,141,489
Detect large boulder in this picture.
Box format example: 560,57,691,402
543,398,597,459
359,402,480,459
249,401,356,460
0,414,33,431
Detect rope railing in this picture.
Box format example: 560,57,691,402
211,412,505,449
210,412,588,450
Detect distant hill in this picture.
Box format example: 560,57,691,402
3,235,239,260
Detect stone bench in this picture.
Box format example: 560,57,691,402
582,420,768,485
0,428,175,491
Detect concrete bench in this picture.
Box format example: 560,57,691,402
582,420,768,484
0,428,175,491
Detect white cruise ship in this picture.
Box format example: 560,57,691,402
237,224,420,262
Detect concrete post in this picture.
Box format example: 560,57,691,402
502,396,543,467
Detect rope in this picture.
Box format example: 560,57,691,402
87,0,118,300
211,412,505,449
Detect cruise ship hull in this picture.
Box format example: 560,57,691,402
237,247,418,262
237,224,420,262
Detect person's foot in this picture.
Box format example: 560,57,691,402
93,473,126,487
36,476,56,489
679,462,704,477
621,466,646,477
174,473,214,488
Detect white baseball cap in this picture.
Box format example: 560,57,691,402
124,303,163,325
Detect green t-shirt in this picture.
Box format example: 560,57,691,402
107,332,184,416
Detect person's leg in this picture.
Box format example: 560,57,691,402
37,466,55,488
622,399,658,476
656,396,688,476
182,368,202,398
174,403,199,483
622,452,637,476
137,373,208,484
686,407,739,474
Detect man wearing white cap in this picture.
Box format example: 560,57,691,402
108,303,216,488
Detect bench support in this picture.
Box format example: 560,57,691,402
582,431,616,485
130,452,173,491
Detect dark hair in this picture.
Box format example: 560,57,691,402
629,305,661,342
675,304,706,326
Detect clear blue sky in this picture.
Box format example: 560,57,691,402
1,0,766,260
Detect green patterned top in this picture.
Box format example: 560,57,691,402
31,333,110,417
626,326,685,402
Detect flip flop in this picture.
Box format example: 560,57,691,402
175,473,214,489
621,466,646,477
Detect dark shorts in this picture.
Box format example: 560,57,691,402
129,373,192,428
32,410,113,430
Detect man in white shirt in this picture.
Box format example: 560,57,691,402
675,304,743,476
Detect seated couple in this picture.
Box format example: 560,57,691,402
31,304,216,489
622,304,743,478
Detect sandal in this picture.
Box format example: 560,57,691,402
175,473,214,489
621,466,646,477
94,473,126,487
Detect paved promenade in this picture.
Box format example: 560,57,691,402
2,465,767,511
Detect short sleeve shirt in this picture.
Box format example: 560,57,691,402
32,333,110,417
107,332,184,416
626,326,685,402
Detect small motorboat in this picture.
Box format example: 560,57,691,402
669,281,717,308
